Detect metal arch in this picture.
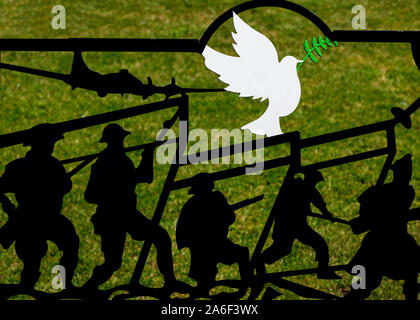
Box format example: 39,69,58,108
198,0,333,53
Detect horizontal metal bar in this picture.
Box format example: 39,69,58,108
172,155,291,190
179,131,299,165
0,31,417,53
301,147,389,171
332,30,419,43
300,120,394,148
266,264,348,278
0,96,185,149
0,38,201,52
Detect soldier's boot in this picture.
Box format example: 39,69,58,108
238,246,251,284
403,278,419,301
238,247,250,275
153,227,191,294
82,264,118,291
20,270,41,290
248,254,270,301
190,278,214,299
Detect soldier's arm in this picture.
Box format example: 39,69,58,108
214,191,236,225
311,189,333,217
62,167,73,195
84,164,100,204
0,162,18,215
135,146,154,184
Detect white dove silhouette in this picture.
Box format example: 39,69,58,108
202,12,303,137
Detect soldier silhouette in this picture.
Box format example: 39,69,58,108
82,123,181,290
256,169,341,279
346,154,420,300
176,173,250,296
0,124,79,289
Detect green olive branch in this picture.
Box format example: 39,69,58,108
297,36,338,71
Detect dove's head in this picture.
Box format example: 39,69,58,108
281,56,304,66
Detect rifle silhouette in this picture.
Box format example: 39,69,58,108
65,139,172,177
230,194,264,211
64,107,180,177
0,52,223,99
309,208,420,229
308,212,351,225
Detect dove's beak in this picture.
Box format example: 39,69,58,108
297,60,304,63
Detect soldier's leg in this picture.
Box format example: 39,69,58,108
297,226,340,279
298,226,329,266
257,236,295,275
49,216,80,288
149,224,177,285
84,231,126,289
218,240,250,282
189,249,218,297
403,273,419,301
15,239,48,289
128,213,177,285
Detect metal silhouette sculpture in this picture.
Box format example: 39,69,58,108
0,124,79,292
176,173,259,298
345,154,420,300
0,0,418,301
255,169,341,280
82,124,186,296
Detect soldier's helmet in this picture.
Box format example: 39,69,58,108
302,168,324,183
188,173,215,194
22,123,64,146
391,154,412,181
99,123,131,143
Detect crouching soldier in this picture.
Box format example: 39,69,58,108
176,173,250,296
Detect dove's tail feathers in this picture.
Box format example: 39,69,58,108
241,113,283,137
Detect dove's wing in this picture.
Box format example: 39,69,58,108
202,12,281,101
230,12,278,62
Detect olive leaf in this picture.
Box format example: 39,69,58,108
297,36,338,70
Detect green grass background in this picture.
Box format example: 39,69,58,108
0,0,419,300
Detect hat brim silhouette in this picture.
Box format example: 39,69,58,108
22,124,64,146
99,124,131,143
188,173,214,194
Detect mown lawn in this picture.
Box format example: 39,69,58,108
0,0,419,300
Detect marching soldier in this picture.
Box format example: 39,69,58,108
346,154,420,300
83,123,180,290
256,169,340,279
176,173,250,296
0,124,79,289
